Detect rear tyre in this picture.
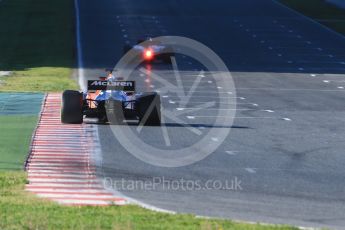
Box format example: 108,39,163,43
105,100,124,125
61,90,83,124
136,92,161,126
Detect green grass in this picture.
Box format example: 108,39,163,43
0,116,38,171
0,172,298,230
0,0,78,92
279,0,345,35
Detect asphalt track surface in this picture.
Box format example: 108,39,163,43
77,0,345,228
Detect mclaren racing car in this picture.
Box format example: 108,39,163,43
123,38,174,63
61,79,161,126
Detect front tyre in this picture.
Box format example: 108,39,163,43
61,90,83,124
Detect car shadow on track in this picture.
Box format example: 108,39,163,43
162,123,250,129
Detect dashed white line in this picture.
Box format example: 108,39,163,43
211,137,219,142
245,168,256,173
225,151,237,156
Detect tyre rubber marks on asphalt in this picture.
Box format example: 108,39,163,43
25,93,126,206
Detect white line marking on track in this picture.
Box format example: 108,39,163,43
211,137,219,142
245,168,256,173
225,151,237,155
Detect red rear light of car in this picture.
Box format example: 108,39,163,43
143,48,154,61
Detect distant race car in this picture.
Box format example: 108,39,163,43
61,79,161,126
123,38,174,63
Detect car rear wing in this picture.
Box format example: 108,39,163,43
87,80,135,92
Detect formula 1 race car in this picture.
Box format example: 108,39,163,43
123,39,174,63
61,80,161,126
